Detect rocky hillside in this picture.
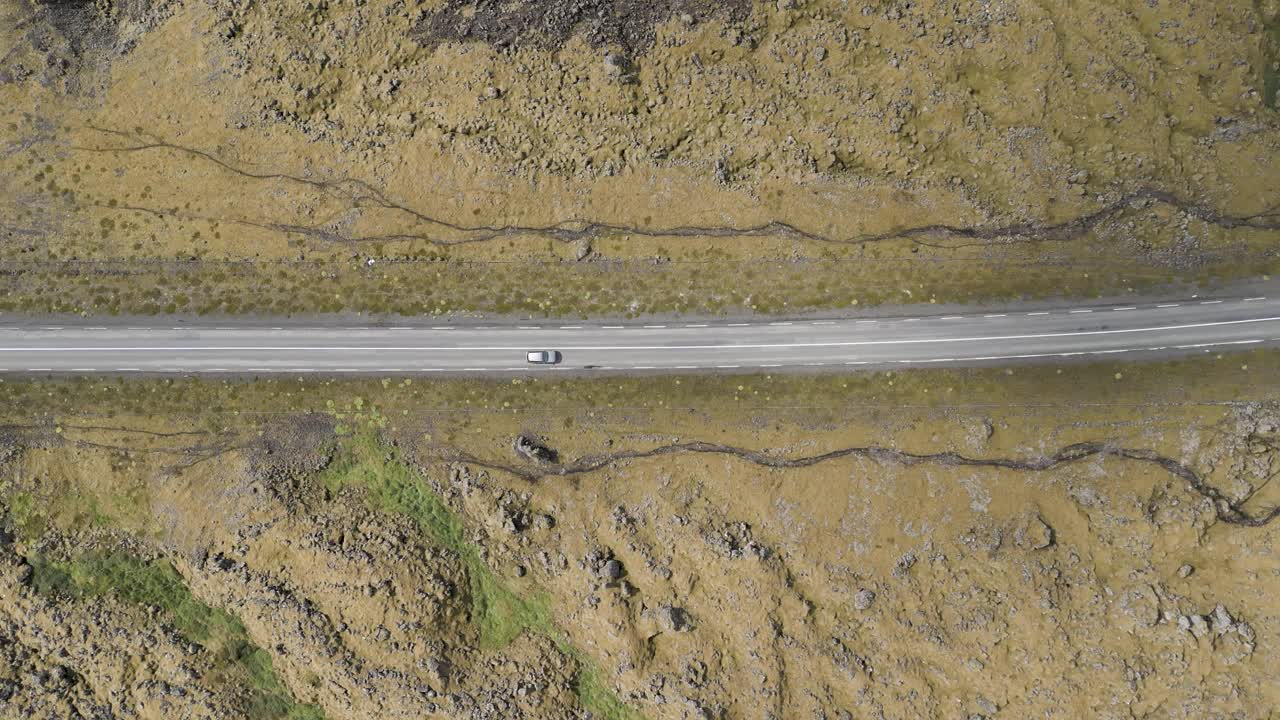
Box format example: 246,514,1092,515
1,359,1278,718
1,0,1277,316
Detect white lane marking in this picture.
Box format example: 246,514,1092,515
643,325,667,329
633,366,656,370
432,326,454,330
1026,312,1049,316
984,314,1006,318
770,322,793,326
70,368,96,372
1174,339,1262,349
88,326,107,330
728,323,750,327
845,361,868,365
1244,297,1266,302
685,324,708,328
602,325,624,329
390,327,413,330
812,321,835,325
271,327,283,331
18,316,1278,353
462,367,485,371
517,326,540,330
559,326,583,329
334,369,359,372
674,365,698,369
43,327,63,331
29,368,51,371
1069,309,1093,314
903,318,920,322
1200,300,1223,305
941,316,963,320
760,363,782,367
804,362,827,366
1112,307,1136,311
1157,304,1180,308
717,365,741,369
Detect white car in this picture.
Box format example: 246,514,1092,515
526,350,562,364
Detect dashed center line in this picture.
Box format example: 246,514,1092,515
1069,309,1093,314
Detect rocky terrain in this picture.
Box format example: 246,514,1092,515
0,0,1278,315
1,358,1278,718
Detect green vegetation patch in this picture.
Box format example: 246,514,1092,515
319,427,638,719
1260,0,1280,110
27,551,323,720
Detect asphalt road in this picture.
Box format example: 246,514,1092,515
0,293,1277,375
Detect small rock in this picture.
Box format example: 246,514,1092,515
1211,604,1234,635
655,605,694,633
893,552,917,577
1188,614,1210,638
714,158,730,184
601,559,625,581
1026,516,1055,549
1177,564,1194,578
853,588,876,611
812,47,827,62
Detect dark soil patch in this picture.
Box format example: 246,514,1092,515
412,0,753,54
34,0,112,57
